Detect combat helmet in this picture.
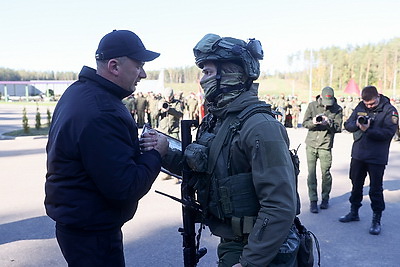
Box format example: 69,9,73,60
193,34,264,80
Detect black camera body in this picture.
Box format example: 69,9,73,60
357,116,370,124
316,114,324,122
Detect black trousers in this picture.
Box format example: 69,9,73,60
56,224,125,267
349,158,386,212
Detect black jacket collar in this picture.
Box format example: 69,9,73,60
78,66,132,100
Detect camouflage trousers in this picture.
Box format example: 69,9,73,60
306,146,333,202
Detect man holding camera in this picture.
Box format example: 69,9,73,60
302,86,343,213
339,86,398,235
157,87,183,140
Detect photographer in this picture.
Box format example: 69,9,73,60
157,87,183,140
339,86,398,235
302,86,343,213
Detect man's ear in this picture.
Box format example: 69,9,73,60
108,59,119,76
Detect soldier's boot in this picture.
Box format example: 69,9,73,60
369,212,382,235
320,199,329,209
339,206,360,222
310,201,319,214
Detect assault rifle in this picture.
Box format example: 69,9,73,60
155,120,207,267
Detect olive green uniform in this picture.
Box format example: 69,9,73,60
302,96,343,202
157,98,183,140
163,85,297,267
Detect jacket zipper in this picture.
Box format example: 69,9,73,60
257,217,269,241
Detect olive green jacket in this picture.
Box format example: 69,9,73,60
302,96,343,149
163,85,297,267
157,98,183,138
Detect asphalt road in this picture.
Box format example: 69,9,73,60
0,103,399,266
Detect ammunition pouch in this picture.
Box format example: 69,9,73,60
185,143,208,172
206,215,255,241
184,131,215,173
213,172,259,219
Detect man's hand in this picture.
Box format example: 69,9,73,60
232,264,243,267
140,130,169,157
154,132,168,157
139,129,158,152
356,116,371,132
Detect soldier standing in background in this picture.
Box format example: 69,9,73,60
135,91,148,128
284,96,293,128
343,96,357,130
186,92,199,121
147,91,160,128
275,93,286,124
122,93,136,120
291,96,301,129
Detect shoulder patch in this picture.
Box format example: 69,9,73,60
392,111,399,124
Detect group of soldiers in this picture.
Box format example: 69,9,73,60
338,96,359,129
122,89,200,138
123,89,400,143
263,94,303,128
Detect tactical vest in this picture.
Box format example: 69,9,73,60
193,103,300,238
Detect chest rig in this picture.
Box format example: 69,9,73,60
193,103,281,238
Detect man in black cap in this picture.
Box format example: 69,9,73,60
302,86,343,213
45,30,168,266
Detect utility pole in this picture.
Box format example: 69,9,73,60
393,50,398,99
308,50,313,103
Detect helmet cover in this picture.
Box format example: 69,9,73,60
193,33,263,80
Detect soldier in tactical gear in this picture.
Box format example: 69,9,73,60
162,33,297,267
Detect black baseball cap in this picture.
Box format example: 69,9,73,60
95,30,160,62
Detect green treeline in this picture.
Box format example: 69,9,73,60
1,37,400,95
286,37,400,93
147,65,202,83
0,68,78,81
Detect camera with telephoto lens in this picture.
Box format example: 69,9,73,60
357,116,370,124
162,102,169,109
316,114,324,122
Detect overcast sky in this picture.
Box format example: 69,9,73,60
1,0,399,74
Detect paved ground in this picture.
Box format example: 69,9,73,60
0,103,399,266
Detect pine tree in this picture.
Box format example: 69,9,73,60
22,107,29,133
35,105,41,130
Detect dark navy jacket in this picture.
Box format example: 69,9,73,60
344,95,398,165
45,66,162,231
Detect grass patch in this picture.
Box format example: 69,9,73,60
3,126,50,137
